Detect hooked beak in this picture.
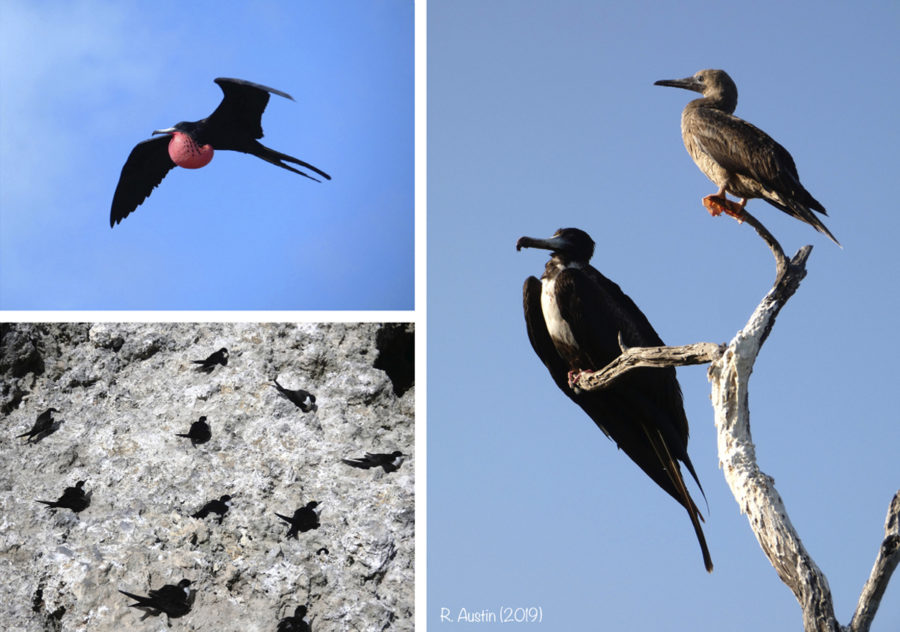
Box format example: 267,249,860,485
516,234,568,253
152,127,177,136
654,76,703,93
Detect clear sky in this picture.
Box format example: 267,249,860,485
429,1,899,631
0,0,413,310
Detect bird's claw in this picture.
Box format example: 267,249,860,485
702,195,745,223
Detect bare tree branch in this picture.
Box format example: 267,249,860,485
571,216,896,631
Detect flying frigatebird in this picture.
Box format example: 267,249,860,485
110,77,331,227
119,578,193,621
654,69,839,245
517,227,713,572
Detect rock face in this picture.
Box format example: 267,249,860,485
0,323,414,631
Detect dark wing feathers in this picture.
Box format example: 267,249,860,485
110,136,175,226
522,277,572,394
207,78,293,143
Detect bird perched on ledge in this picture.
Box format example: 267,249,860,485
654,68,838,245
517,227,712,572
110,77,331,226
119,578,193,621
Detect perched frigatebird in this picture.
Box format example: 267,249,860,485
517,228,713,572
275,501,321,539
277,605,312,632
342,451,405,473
654,69,838,245
175,416,211,446
272,379,317,413
16,407,60,443
110,77,331,227
119,578,193,621
193,347,228,373
36,480,90,513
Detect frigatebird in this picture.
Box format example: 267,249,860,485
654,69,839,245
517,227,713,572
275,501,320,538
119,578,193,621
110,77,331,227
342,451,405,473
191,495,232,523
272,379,317,412
193,347,228,373
175,416,211,446
277,605,312,632
16,407,60,443
36,480,90,513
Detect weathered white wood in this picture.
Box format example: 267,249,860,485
573,213,897,631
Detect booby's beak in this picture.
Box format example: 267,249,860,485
152,127,177,135
654,76,703,93
516,234,569,253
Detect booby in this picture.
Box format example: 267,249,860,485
272,379,317,412
517,227,713,572
191,495,232,523
342,451,405,473
275,501,321,538
36,480,90,513
16,408,60,443
193,347,229,373
175,416,212,446
654,69,839,245
119,578,193,621
277,605,312,632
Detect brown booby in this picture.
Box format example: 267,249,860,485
517,227,713,572
654,68,839,245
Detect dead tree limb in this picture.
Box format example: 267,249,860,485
572,215,898,632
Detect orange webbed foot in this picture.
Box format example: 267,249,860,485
702,195,745,223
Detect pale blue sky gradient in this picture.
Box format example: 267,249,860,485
429,1,899,630
0,1,413,310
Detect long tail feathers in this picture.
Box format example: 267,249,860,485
250,141,331,182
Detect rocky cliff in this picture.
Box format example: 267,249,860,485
0,322,414,631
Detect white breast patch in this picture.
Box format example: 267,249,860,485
540,276,578,349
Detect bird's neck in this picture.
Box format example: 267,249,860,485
687,92,737,114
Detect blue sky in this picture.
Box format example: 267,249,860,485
0,1,413,310
428,1,899,631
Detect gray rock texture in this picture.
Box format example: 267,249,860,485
0,323,414,631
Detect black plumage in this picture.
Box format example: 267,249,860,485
36,480,90,513
193,348,228,373
16,408,60,443
277,605,311,632
275,501,320,538
175,416,211,446
119,578,193,621
517,228,712,572
342,451,405,473
110,77,331,226
272,379,317,412
192,495,232,523
654,69,838,245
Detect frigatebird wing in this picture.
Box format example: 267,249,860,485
110,135,175,226
207,77,292,142
522,276,573,395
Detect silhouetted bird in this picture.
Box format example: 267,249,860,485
175,416,211,446
275,501,320,538
192,495,232,524
110,77,331,226
342,451,405,473
517,228,713,572
119,578,193,621
316,547,329,556
193,348,228,373
36,480,90,513
16,408,60,443
272,379,317,412
654,68,838,245
277,605,311,632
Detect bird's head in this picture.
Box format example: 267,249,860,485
295,606,308,618
516,228,595,263
654,69,737,111
152,121,198,137
177,579,192,588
